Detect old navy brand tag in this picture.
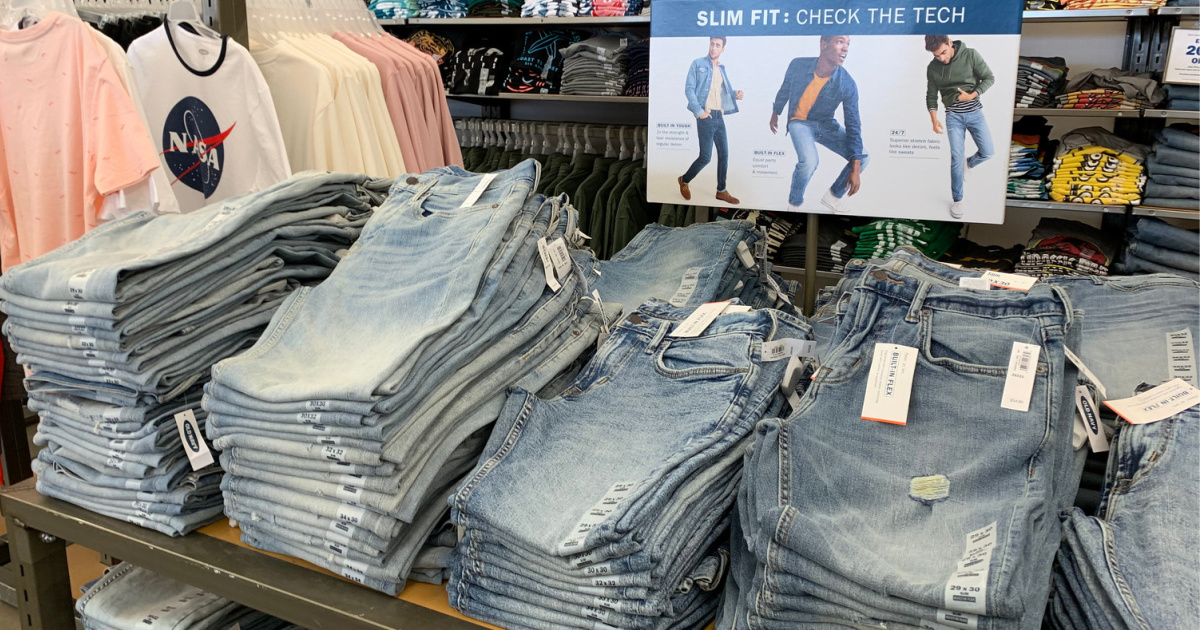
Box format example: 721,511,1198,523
861,343,918,426
1166,329,1197,385
671,301,731,338
548,237,573,281
174,410,214,471
460,173,496,208
538,238,562,292
1001,342,1040,412
668,267,704,307
1104,378,1200,425
958,277,991,291
1064,346,1106,399
1075,386,1109,453
762,338,816,362
980,271,1037,292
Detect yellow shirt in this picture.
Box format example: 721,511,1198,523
792,72,830,121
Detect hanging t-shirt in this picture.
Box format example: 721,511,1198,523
0,12,160,271
127,20,291,213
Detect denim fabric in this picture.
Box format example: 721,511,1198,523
786,119,870,206
685,57,739,117
1129,217,1197,255
681,112,729,193
1145,181,1200,200
1151,144,1199,170
1160,127,1200,152
771,58,865,160
1121,252,1200,281
947,109,995,203
1126,239,1200,274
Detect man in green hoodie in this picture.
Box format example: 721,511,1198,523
925,35,996,220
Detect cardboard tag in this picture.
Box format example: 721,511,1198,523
1167,329,1197,386
1074,386,1109,453
1001,342,1040,412
958,277,991,291
1104,378,1200,425
1064,346,1106,399
668,267,704,307
537,238,562,292
763,338,816,362
981,271,1037,292
174,410,214,471
671,301,731,338
460,173,496,207
860,343,918,426
547,237,573,280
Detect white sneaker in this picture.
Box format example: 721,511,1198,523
787,203,803,212
821,190,848,214
950,201,964,219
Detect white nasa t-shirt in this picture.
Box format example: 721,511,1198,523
127,20,291,213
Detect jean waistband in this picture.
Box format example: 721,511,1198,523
619,298,811,341
388,159,540,199
855,266,1072,325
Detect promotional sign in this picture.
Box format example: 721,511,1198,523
1164,28,1200,86
648,0,1024,224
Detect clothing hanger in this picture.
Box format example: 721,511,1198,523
541,123,552,155
604,126,617,159
1,0,52,30
583,125,598,156
571,126,583,162
618,127,631,161
640,128,648,167
166,0,221,38
633,126,645,161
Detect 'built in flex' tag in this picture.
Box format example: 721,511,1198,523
861,343,918,426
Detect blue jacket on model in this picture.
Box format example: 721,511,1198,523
685,56,740,117
772,57,866,160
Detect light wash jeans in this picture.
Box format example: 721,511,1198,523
786,120,869,207
947,109,995,203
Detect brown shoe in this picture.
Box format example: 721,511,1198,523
678,176,691,201
715,190,740,205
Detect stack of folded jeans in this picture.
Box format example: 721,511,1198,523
1164,83,1200,111
78,562,300,630
1117,215,1200,280
624,38,650,97
1048,127,1148,205
0,173,385,536
560,34,630,96
1015,56,1068,109
726,247,1090,630
1142,125,1199,211
417,0,468,18
449,295,812,630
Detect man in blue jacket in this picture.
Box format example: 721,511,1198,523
679,36,744,205
769,35,867,214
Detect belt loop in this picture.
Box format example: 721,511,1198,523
647,321,671,354
1050,285,1076,333
906,281,931,323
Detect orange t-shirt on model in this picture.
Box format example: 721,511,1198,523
791,72,831,122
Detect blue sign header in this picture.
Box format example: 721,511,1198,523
651,0,1024,37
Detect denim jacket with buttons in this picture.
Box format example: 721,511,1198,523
771,57,865,160
685,57,739,117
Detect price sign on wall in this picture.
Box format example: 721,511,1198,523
1164,27,1200,85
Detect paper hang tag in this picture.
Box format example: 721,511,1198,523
763,338,816,362
1000,342,1040,412
980,271,1038,292
671,301,731,338
174,410,214,471
1104,378,1200,425
537,238,562,292
460,173,496,208
547,237,573,280
1074,386,1109,453
958,277,991,291
860,343,918,426
1166,329,1197,386
736,241,757,269
668,267,704,307
1064,346,1106,399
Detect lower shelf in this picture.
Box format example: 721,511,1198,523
1132,206,1200,221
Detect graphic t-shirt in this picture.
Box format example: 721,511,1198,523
0,12,160,271
127,20,291,213
792,72,830,121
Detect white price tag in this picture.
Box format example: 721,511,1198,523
860,343,918,426
174,410,214,471
942,522,995,617
1074,386,1109,453
958,277,991,291
668,267,704,307
1104,378,1200,425
547,237,573,281
980,271,1037,292
1001,342,1040,412
762,338,816,362
671,301,731,338
1064,346,1106,400
559,482,636,554
1167,329,1197,386
460,173,496,207
538,238,562,292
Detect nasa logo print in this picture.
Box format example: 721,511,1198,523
161,96,235,198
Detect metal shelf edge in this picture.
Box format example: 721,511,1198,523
1006,199,1128,214
1132,207,1200,220
1022,8,1151,21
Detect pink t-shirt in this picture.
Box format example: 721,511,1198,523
0,13,159,271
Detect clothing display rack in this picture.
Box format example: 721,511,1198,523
0,1,1197,629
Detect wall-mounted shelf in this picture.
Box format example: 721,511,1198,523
449,93,648,103
1006,199,1128,214
1143,109,1200,120
1015,107,1140,118
1022,8,1152,22
380,16,650,26
1132,206,1200,221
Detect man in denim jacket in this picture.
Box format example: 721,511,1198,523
769,35,867,214
679,36,744,205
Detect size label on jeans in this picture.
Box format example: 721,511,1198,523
325,541,348,557
1064,346,1106,399
1075,385,1109,453
861,343,918,426
1104,378,1200,425
298,412,321,424
306,400,331,411
980,271,1037,292
671,301,731,338
582,606,611,623
1167,329,1197,386
322,446,347,462
943,521,995,616
336,503,368,526
958,277,991,291
62,301,80,314
328,518,355,538
68,269,96,298
669,267,705,307
762,338,815,362
339,473,365,487
1001,343,1040,412
461,173,497,208
68,315,87,326
174,409,214,471
538,237,562,292
560,482,636,554
935,609,979,630
336,484,362,502
329,461,355,473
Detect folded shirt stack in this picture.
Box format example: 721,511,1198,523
1142,125,1200,211
78,562,300,630
850,219,960,260
1048,127,1149,205
941,238,1025,272
1057,67,1164,110
369,0,418,18
1062,0,1165,6
1055,89,1147,110
1010,132,1050,200
0,173,385,537
417,0,469,17
1013,217,1119,277
592,0,628,15
520,0,578,16
466,0,521,16
624,37,650,97
1117,215,1200,280
1165,84,1200,112
447,42,510,96
560,34,631,96
773,216,864,273
1015,56,1067,109
505,29,585,93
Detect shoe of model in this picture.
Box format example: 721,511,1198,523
715,190,740,205
950,201,964,219
787,203,803,212
678,176,691,201
821,189,848,214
